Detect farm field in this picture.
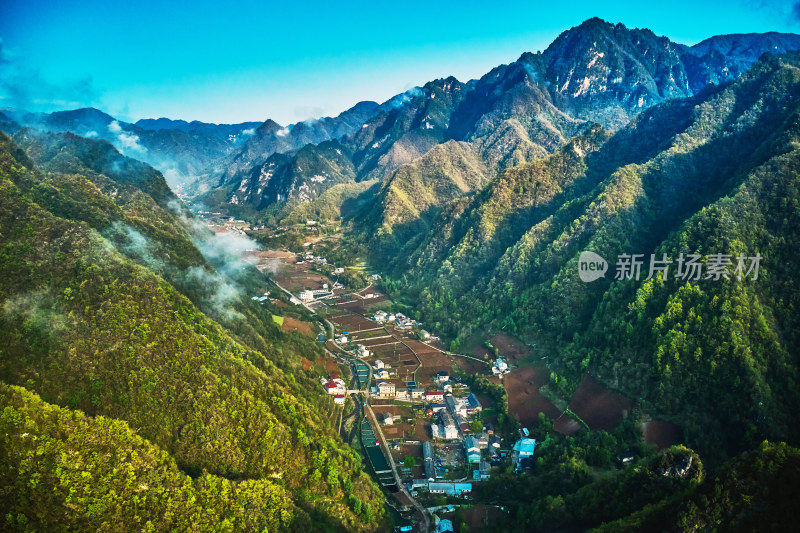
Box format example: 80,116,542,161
567,375,633,431
553,413,582,436
281,316,315,336
504,366,561,428
327,311,380,332
489,333,534,365
642,420,683,450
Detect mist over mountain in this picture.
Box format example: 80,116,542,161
200,19,800,222
217,100,380,188
3,15,800,532
0,128,387,530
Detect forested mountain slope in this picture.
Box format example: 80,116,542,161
0,132,386,531
380,51,800,462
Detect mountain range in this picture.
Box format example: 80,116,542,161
2,16,800,531
205,19,800,226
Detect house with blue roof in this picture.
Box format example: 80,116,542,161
465,436,481,464
512,437,537,470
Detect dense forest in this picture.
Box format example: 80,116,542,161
0,131,387,531
369,52,800,466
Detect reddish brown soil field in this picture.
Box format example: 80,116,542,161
281,316,315,337
412,422,431,440
381,424,407,440
439,505,506,532
490,333,533,365
400,443,423,459
301,357,313,371
504,366,560,427
372,343,415,360
350,329,390,341
416,351,484,376
554,413,582,436
358,286,383,297
275,268,330,292
371,405,404,416
568,375,633,431
358,337,397,347
326,358,340,374
328,313,378,332
643,420,683,450
334,300,369,314
427,338,446,350
314,356,340,374
374,405,416,440
403,339,441,355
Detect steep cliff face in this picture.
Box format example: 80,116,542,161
218,101,379,187
228,140,356,209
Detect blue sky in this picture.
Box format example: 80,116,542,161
1,0,799,125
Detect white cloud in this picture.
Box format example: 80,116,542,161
107,120,146,154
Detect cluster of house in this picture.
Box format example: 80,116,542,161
373,359,394,380
430,392,483,439
336,335,373,361
372,369,459,403
374,379,425,400
372,310,416,329
408,440,486,495
491,356,510,376
320,374,346,404
297,249,328,265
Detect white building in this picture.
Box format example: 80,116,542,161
492,357,510,376
437,411,459,439
324,381,345,395
377,380,396,398
446,395,468,418
299,290,315,302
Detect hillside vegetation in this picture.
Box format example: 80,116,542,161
378,52,800,463
0,132,386,531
